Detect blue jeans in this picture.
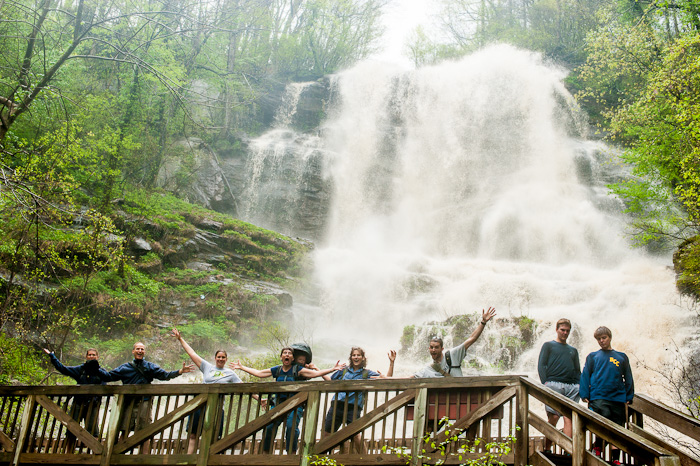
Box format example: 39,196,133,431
262,406,304,453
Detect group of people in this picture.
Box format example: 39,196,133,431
537,318,635,465
44,307,634,460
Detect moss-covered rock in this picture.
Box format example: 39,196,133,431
673,235,700,299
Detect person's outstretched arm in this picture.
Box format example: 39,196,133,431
386,350,396,377
460,307,497,350
43,348,81,379
171,328,203,369
229,360,273,378
299,360,346,379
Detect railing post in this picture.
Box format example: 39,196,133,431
100,394,124,466
571,410,585,466
410,388,428,466
197,393,221,466
300,391,320,466
10,395,35,466
514,383,528,466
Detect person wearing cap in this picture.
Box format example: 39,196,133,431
230,347,345,453
43,348,109,450
413,307,496,378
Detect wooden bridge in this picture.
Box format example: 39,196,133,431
1,376,698,466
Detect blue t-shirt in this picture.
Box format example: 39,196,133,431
579,349,634,403
330,367,380,407
270,365,301,405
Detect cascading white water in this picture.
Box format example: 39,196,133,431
304,45,694,379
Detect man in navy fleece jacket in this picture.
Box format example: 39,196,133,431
580,326,634,465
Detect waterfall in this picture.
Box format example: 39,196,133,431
238,44,694,380
239,83,329,239
307,45,692,377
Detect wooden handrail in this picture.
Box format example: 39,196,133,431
631,393,700,443
0,375,690,466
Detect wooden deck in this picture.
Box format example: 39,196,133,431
0,376,698,466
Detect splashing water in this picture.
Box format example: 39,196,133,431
239,45,694,381
309,45,692,377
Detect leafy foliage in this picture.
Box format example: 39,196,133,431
382,418,518,466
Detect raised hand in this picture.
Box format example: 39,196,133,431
170,328,182,340
228,360,243,370
181,362,196,373
43,348,51,354
482,307,496,323
388,350,396,363
332,360,347,371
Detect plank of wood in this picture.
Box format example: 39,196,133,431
430,386,517,447
628,423,698,466
410,388,427,466
312,389,417,454
0,428,15,451
11,395,36,466
12,453,100,464
529,450,557,466
197,393,222,466
208,392,309,455
100,394,124,466
528,410,573,453
35,395,103,454
206,455,301,465
113,393,207,454
515,384,528,466
299,391,320,466
631,395,700,443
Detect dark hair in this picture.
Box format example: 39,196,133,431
593,326,612,339
85,348,98,357
430,336,444,347
214,350,227,358
348,347,367,369
280,347,293,356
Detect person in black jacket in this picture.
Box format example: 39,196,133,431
43,348,109,450
106,342,194,452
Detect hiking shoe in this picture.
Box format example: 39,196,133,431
591,447,603,457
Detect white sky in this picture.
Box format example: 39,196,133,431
370,0,440,67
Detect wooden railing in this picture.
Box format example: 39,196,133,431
0,376,695,466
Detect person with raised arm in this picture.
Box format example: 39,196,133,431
321,347,396,453
171,328,242,453
43,348,109,450
229,347,345,454
414,307,497,378
106,342,195,453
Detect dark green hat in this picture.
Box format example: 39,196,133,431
291,342,312,364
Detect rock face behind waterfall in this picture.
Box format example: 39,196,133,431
157,79,331,240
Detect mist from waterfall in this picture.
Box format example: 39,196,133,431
306,45,691,377
236,44,693,381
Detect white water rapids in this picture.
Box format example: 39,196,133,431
241,45,695,382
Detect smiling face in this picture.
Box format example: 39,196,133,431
350,348,365,369
428,340,443,362
295,354,307,366
215,351,228,369
85,349,98,361
132,343,146,360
